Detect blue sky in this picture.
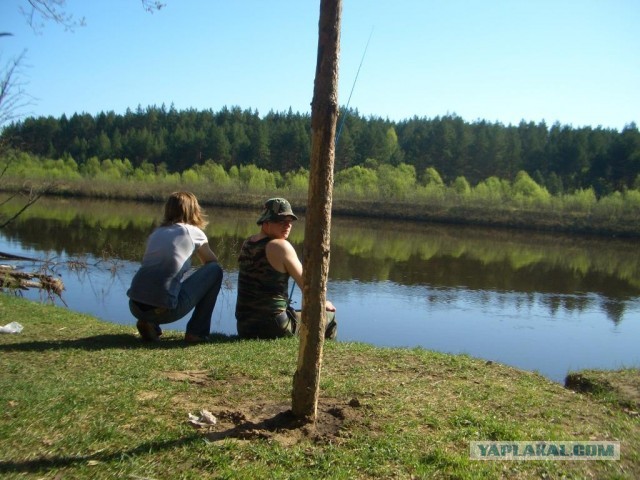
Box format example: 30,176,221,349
1,0,639,130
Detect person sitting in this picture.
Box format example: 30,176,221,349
128,191,223,343
235,197,337,340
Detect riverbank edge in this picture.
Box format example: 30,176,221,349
6,184,640,238
1,295,638,479
565,370,640,412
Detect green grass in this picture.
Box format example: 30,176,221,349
1,294,638,479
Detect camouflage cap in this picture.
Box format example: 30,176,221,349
256,198,298,225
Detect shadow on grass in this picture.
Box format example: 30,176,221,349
0,332,240,352
0,434,203,475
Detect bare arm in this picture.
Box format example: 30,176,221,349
266,239,335,311
266,239,303,288
196,243,219,264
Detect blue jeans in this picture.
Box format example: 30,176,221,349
129,262,223,337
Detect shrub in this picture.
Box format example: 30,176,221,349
238,164,277,192
422,167,444,187
512,171,551,206
194,161,231,186
284,168,309,194
472,176,509,204
452,176,471,196
562,188,597,212
376,163,416,199
513,171,549,198
335,165,379,197
181,169,202,184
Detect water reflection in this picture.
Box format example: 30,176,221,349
1,197,639,381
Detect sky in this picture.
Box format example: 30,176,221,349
1,0,639,130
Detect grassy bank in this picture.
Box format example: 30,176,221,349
5,181,640,238
1,295,639,479
3,166,640,236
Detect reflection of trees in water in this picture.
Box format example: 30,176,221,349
542,294,592,317
599,298,627,325
422,287,629,326
332,224,640,289
1,198,639,325
1,198,258,267
1,217,149,261
329,247,639,297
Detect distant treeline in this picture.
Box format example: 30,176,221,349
1,104,639,196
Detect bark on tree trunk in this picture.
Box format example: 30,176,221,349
291,0,341,421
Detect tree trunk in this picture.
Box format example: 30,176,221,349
291,0,341,421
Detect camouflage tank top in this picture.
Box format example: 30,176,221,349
235,236,290,320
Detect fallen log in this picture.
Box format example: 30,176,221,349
0,264,64,297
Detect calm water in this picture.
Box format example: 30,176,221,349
1,197,639,382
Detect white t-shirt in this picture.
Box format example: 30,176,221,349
127,223,208,308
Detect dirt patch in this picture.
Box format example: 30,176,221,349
189,398,362,446
617,384,640,410
164,369,256,388
136,391,160,401
164,369,365,445
565,370,640,414
164,370,214,386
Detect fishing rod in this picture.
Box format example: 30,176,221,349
335,26,374,145
288,28,374,307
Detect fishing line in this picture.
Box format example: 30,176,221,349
288,28,374,307
335,26,374,145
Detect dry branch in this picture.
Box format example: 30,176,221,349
0,264,64,296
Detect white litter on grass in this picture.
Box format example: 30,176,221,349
188,410,217,428
0,322,23,334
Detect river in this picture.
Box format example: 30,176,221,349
1,197,639,382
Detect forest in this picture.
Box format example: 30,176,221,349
2,104,639,197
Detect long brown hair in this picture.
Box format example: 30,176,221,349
161,191,208,229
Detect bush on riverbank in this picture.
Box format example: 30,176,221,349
1,295,638,479
2,151,640,236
